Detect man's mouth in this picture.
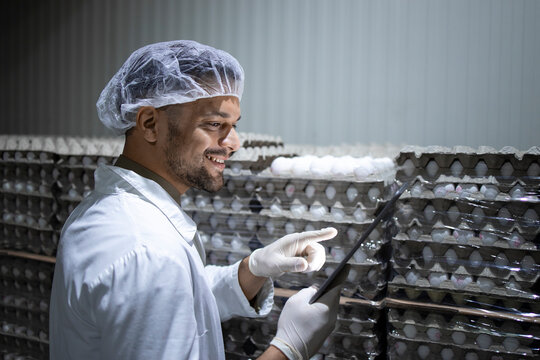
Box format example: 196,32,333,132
205,155,225,164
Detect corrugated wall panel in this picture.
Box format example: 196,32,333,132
1,0,539,148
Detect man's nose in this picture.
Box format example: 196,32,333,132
220,127,241,153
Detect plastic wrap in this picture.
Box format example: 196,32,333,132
0,254,53,359
1,137,539,359
389,146,539,359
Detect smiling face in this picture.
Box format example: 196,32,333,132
159,96,242,193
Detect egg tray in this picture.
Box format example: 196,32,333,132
1,193,58,230
54,166,97,197
391,238,540,284
389,264,539,303
0,224,59,256
0,150,57,166
395,145,540,184
0,256,54,294
386,282,540,314
182,192,260,215
190,210,393,262
251,176,387,209
276,261,389,301
387,307,539,358
237,132,284,148
1,162,56,198
190,174,387,217
387,334,536,360
407,178,540,203
1,314,49,346
390,267,538,307
395,197,540,236
0,335,47,360
395,225,538,251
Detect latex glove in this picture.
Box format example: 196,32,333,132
248,227,337,278
270,281,343,360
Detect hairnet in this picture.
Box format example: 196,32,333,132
96,40,244,135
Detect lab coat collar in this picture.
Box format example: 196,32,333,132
94,164,198,247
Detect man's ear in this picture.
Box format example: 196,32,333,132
136,106,160,143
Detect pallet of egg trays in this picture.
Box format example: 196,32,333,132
222,294,385,360
386,306,540,360
0,136,60,256
390,146,540,315
251,154,397,301
0,254,54,359
53,137,123,231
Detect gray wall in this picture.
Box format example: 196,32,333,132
2,0,539,149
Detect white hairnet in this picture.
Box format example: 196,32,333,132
96,40,244,135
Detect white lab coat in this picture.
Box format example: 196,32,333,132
49,165,273,359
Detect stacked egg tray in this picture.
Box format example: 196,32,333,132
0,255,54,360
0,137,60,256
222,295,385,360
389,146,540,358
51,137,123,229
183,152,397,359
182,172,396,301
386,307,540,360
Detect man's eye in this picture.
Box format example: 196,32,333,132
211,122,220,127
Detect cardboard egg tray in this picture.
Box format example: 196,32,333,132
387,281,540,313
391,238,539,284
1,161,56,198
237,132,284,148
200,174,388,223
395,225,538,251
395,197,540,236
387,307,539,359
1,193,58,231
188,209,391,260
395,145,540,184
389,267,538,308
407,178,539,202
0,255,52,358
0,224,58,256
253,176,387,209
0,336,46,360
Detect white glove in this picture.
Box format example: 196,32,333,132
248,227,337,278
270,285,341,360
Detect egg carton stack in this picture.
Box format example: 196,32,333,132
388,146,540,358
0,254,54,360
386,307,540,360
52,137,123,230
0,136,60,256
183,141,399,359
222,295,384,360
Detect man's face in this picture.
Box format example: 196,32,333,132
160,96,241,193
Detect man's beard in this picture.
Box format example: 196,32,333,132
164,125,225,193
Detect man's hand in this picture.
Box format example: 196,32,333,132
248,228,337,278
270,284,342,360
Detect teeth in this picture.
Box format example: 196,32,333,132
206,155,225,164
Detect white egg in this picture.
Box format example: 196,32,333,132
270,157,293,176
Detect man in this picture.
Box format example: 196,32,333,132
50,40,343,359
